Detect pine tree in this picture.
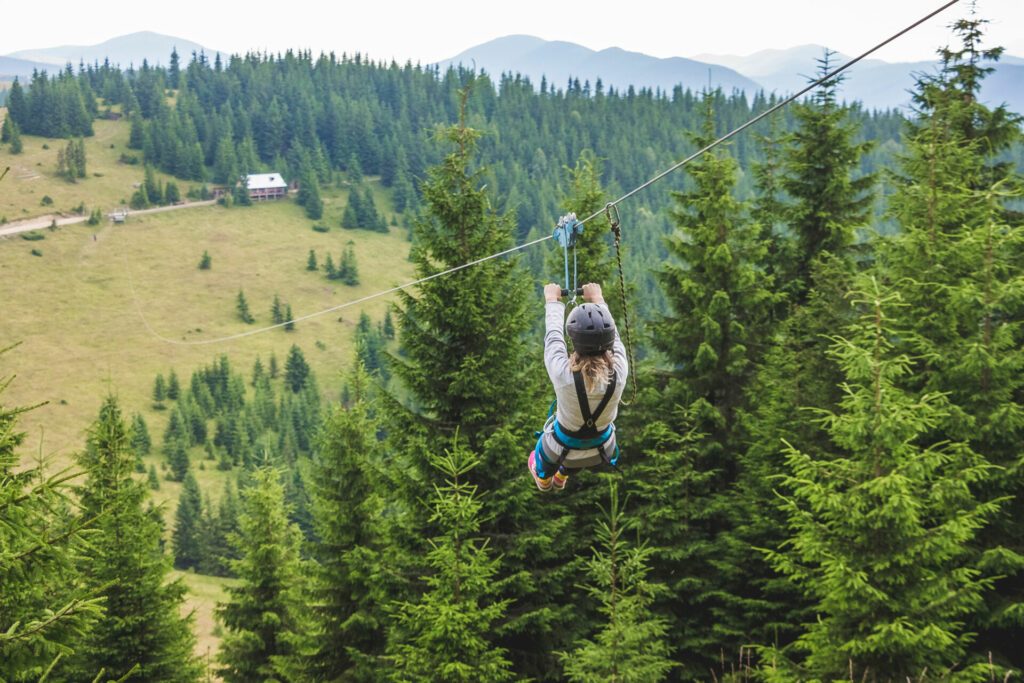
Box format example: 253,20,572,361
144,164,163,205
561,483,674,683
168,47,181,88
167,369,181,400
880,16,1024,663
271,293,284,324
269,352,279,379
199,249,212,270
130,182,151,210
0,114,12,142
385,442,514,682
153,372,167,405
165,180,181,203
172,471,203,570
284,303,295,331
0,356,101,680
8,119,23,154
236,289,254,324
340,245,359,285
762,278,1001,681
284,344,310,393
131,412,152,455
341,188,362,229
217,466,305,682
287,367,385,680
148,463,161,490
385,104,560,678
780,52,875,300
302,168,324,220
166,438,190,482
70,397,200,682
306,248,317,271
636,94,777,671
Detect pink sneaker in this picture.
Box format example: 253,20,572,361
527,450,552,492
552,469,569,491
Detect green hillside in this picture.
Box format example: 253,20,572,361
0,115,412,663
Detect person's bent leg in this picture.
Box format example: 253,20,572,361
528,439,555,492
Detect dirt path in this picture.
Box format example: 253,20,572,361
0,199,218,238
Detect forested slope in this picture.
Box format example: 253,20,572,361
2,12,1022,683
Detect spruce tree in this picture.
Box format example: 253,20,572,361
153,373,167,405
340,245,359,285
637,93,776,671
385,104,563,678
166,369,181,401
306,248,317,271
131,412,152,455
148,463,161,490
8,119,23,154
271,294,284,325
172,471,203,570
236,289,254,324
70,396,200,682
289,367,386,680
198,249,212,270
217,466,305,682
762,278,1001,681
165,181,181,203
561,483,674,683
284,303,295,331
881,16,1024,662
166,438,190,482
341,188,362,229
780,52,875,300
385,442,514,682
0,357,101,680
284,344,310,393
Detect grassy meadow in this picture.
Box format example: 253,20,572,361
1,115,413,663
0,113,185,224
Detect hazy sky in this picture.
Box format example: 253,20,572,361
5,0,1022,63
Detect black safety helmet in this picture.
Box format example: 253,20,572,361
566,303,615,355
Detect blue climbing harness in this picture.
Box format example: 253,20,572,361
534,370,620,477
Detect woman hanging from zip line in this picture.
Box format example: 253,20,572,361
528,281,628,492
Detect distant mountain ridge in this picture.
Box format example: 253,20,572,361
6,31,217,70
441,36,1024,112
0,56,56,81
4,32,1021,114
436,35,760,95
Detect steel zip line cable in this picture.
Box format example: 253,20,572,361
575,0,962,227
131,0,960,347
126,234,553,346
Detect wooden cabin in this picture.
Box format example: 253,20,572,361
246,173,288,201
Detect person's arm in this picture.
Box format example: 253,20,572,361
543,283,570,383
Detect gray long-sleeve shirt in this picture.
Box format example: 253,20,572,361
541,301,628,467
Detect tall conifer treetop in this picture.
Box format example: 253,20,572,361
764,278,1002,680
391,93,532,447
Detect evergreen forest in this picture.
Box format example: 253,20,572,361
2,12,1024,683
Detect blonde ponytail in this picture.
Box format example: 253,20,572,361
570,350,614,393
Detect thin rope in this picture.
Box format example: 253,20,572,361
607,204,638,406
127,233,552,346
576,0,962,228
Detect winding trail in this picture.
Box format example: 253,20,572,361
0,199,218,238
